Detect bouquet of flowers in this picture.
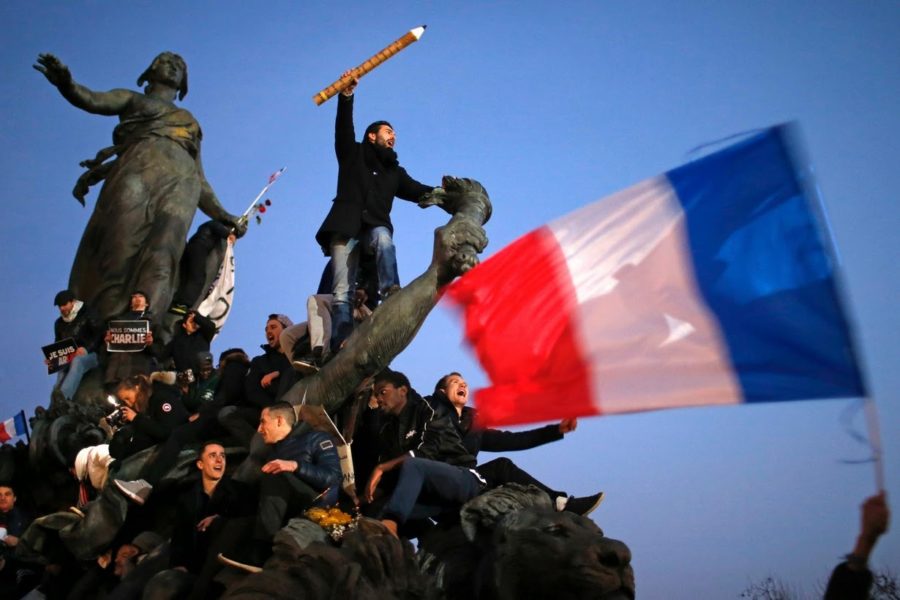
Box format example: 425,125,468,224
305,506,358,542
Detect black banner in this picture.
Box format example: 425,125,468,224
107,320,150,353
42,338,77,374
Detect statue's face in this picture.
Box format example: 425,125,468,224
149,53,185,90
494,510,635,600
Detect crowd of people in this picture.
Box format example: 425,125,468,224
6,59,888,600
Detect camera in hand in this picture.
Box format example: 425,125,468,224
105,405,128,430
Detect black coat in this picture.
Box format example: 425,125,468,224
315,94,432,254
108,381,188,460
244,345,290,409
378,390,476,469
430,391,563,458
54,302,103,352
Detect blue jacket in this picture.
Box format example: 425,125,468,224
270,429,342,506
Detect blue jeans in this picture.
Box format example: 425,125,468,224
329,226,399,351
57,352,99,400
383,457,483,524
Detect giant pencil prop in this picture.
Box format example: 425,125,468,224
313,25,427,105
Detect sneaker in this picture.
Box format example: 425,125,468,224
562,492,605,517
113,479,153,505
68,506,85,518
291,358,319,375
168,303,189,316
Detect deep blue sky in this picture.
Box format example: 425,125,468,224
1,2,897,597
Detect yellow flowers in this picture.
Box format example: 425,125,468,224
306,506,353,528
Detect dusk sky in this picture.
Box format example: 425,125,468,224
1,2,897,597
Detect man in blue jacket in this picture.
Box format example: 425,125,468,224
219,402,341,572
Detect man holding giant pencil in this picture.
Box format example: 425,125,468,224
315,72,442,355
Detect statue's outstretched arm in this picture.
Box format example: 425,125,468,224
34,53,132,116
196,147,248,237
282,177,491,415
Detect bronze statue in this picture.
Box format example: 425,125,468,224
34,52,246,323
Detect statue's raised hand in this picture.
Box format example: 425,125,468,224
431,214,488,285
34,53,72,88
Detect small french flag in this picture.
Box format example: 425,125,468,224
0,411,27,443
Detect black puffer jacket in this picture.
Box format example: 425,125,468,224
108,382,189,460
430,391,563,458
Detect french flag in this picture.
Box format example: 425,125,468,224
446,125,866,427
0,411,27,443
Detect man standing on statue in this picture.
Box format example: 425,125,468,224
315,70,443,355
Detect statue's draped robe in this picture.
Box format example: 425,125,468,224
70,97,205,320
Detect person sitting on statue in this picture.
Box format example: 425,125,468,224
365,368,484,538
217,402,341,573
143,441,254,599
431,372,605,517
33,52,246,323
0,484,37,596
171,220,236,315
48,289,103,401
107,374,188,467
217,314,292,447
162,309,216,375
314,70,445,356
103,290,164,388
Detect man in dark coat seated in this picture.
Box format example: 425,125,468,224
143,441,254,599
49,289,104,401
315,71,443,355
365,369,484,538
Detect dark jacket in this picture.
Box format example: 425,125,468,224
55,302,103,352
0,506,30,537
430,391,563,458
108,382,189,460
379,390,476,469
269,429,342,506
315,93,432,254
164,312,216,372
170,476,254,572
244,344,291,409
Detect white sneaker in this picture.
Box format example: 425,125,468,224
113,479,153,505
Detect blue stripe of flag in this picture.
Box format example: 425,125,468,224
666,125,866,402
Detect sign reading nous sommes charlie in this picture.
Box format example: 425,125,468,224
107,320,149,352
42,337,77,374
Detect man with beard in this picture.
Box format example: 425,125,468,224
315,71,443,355
49,289,103,401
218,314,292,447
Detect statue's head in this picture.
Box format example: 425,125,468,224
493,509,635,600
137,52,188,100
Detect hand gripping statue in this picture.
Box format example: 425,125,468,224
34,52,246,324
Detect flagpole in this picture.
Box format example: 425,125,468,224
862,397,885,491
237,167,286,226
